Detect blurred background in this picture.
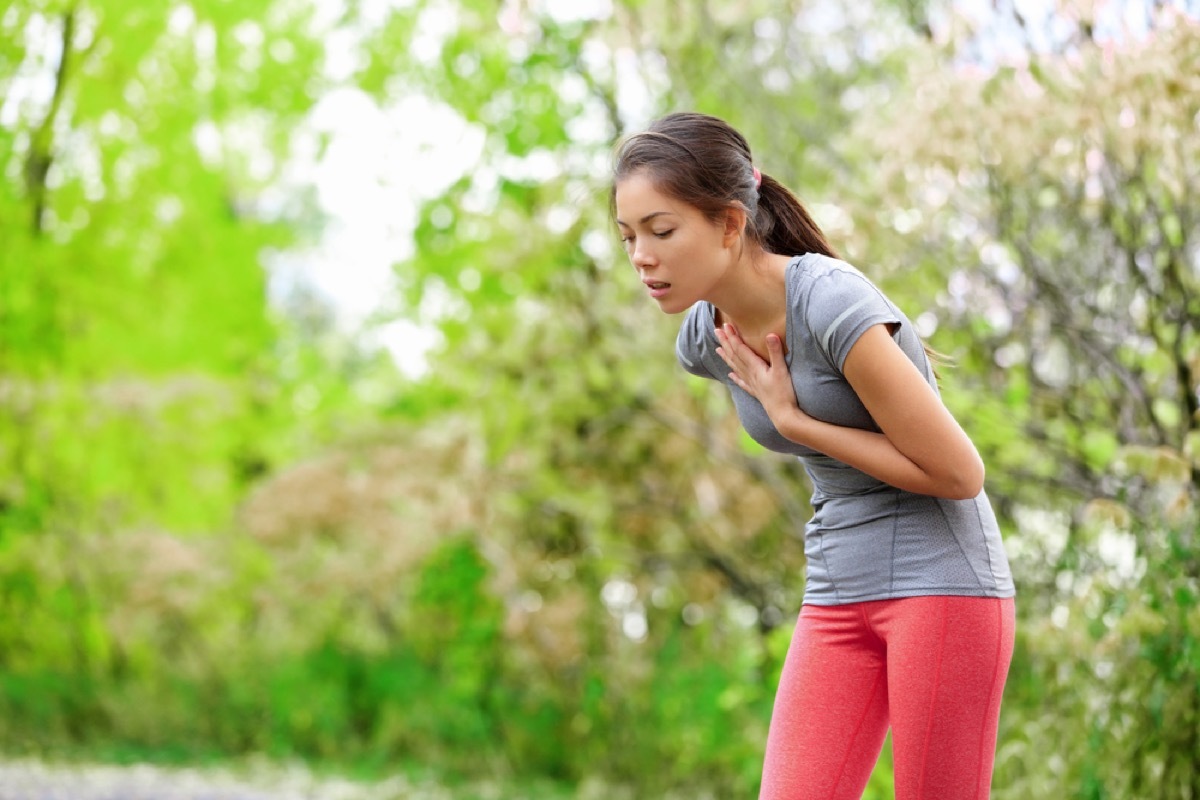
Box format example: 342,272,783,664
1,0,1198,798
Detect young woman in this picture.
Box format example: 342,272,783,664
612,112,1016,800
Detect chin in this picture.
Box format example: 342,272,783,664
654,296,692,315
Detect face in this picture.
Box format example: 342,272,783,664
614,171,736,314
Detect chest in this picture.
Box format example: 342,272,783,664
727,329,933,457
787,338,878,429
726,349,880,459
713,309,787,364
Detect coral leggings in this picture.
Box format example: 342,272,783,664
759,595,1016,800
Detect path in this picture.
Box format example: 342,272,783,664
0,760,461,800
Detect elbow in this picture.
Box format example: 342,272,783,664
940,459,985,501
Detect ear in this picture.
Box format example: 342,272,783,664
721,205,747,248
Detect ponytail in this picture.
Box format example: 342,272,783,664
754,173,947,378
613,112,944,376
612,113,839,261
752,173,839,260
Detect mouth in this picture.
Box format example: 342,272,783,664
645,280,671,298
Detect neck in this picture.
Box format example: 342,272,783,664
707,247,793,330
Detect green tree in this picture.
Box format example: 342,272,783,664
0,0,385,753
852,13,1200,798
3,2,1196,798
351,0,922,792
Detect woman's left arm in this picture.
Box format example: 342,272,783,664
716,323,985,500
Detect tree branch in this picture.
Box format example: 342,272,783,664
25,7,77,236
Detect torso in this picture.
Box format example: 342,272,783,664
675,253,1016,605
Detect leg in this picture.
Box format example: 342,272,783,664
759,604,891,800
874,596,1016,800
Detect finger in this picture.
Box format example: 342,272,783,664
726,328,769,372
715,329,734,358
722,324,749,359
717,332,746,367
766,334,784,366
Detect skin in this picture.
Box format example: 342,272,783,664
614,170,985,501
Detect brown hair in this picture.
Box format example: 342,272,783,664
613,112,946,375
611,112,838,259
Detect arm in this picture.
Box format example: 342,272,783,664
715,323,985,500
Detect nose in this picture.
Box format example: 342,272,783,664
630,239,656,270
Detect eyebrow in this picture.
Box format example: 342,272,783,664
616,211,676,227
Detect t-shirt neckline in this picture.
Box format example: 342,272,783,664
703,254,806,369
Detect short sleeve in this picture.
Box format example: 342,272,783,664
804,267,901,372
675,303,719,380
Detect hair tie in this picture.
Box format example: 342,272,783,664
752,167,762,190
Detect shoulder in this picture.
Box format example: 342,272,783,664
790,254,902,371
791,253,887,302
675,302,718,379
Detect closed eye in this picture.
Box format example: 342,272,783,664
654,230,674,239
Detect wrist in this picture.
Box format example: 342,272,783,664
768,402,811,444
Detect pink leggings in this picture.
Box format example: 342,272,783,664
759,595,1015,800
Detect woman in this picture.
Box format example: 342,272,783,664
612,112,1015,800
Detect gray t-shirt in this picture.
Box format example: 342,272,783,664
676,253,1015,605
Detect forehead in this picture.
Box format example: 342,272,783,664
614,172,690,225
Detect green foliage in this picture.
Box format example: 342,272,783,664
2,1,1198,798
852,13,1200,798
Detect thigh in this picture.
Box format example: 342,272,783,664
877,596,1016,800
759,604,891,800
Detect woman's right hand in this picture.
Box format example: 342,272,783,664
714,323,806,426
